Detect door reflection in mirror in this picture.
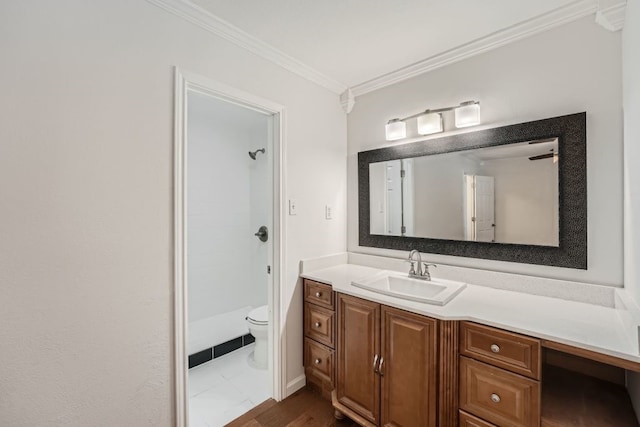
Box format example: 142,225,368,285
464,175,495,243
369,159,414,236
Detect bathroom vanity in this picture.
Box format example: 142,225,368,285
299,102,636,426
301,260,640,427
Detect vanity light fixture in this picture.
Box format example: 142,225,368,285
385,101,481,141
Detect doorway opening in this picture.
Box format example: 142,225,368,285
174,69,285,427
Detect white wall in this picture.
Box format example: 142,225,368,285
348,16,622,286
622,0,640,419
0,1,346,425
480,156,559,246
187,92,268,323
623,0,640,312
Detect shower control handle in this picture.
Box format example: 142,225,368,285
254,226,268,242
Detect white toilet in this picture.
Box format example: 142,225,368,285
246,305,268,369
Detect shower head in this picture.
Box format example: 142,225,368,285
249,148,265,160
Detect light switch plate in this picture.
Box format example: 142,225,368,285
325,204,333,220
289,199,297,216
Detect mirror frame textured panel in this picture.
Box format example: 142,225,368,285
358,112,586,269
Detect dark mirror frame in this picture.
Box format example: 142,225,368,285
358,112,587,269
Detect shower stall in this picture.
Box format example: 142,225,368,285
186,91,272,367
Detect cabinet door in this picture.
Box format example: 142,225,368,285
336,294,381,425
381,306,438,427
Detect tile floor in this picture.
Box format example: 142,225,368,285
189,344,270,427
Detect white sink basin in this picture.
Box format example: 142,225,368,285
352,271,467,306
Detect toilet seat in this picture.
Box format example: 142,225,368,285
246,305,269,370
247,305,268,325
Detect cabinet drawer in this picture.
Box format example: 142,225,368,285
304,279,334,310
460,322,541,379
304,303,335,347
459,410,496,427
304,338,334,383
460,357,540,427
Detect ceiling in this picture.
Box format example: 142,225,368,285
190,0,583,89
469,139,559,161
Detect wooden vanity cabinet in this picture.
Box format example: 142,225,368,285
303,279,336,400
334,293,438,427
303,278,640,427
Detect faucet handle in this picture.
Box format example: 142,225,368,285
423,263,437,274
423,263,437,272
407,261,416,275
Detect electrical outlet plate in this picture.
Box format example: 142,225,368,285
325,204,333,220
289,199,297,216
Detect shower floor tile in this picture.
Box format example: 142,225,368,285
189,343,270,427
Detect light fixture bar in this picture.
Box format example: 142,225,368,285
385,101,481,141
399,106,452,122
397,101,479,121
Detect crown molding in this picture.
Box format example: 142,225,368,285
146,0,347,94
351,0,598,97
595,0,627,31
340,88,355,113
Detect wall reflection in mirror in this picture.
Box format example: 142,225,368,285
369,138,559,247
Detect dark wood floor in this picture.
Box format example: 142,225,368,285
226,387,359,427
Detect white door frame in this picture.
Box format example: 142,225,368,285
173,68,287,427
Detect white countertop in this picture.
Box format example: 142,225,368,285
301,263,640,364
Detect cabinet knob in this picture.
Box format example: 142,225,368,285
490,344,500,353
315,292,322,298
314,358,321,365
490,393,501,403
314,321,321,328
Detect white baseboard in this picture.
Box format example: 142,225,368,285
285,373,306,398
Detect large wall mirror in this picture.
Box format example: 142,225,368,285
358,112,586,269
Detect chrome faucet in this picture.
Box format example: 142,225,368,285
407,249,437,281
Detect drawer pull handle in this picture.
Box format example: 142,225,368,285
378,357,385,376
490,344,500,353
314,322,321,328
373,354,379,373
315,292,322,298
490,393,501,403
314,358,321,365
